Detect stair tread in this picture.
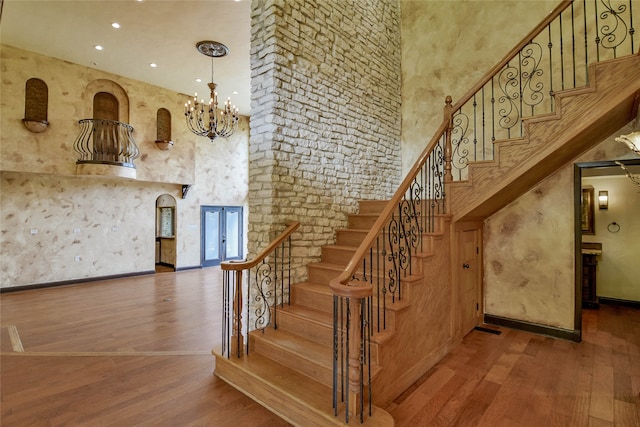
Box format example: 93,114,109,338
255,328,333,367
214,351,336,422
214,351,394,426
322,243,358,250
294,281,332,294
308,261,349,270
281,304,334,324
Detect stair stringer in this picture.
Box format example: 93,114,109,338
368,216,455,408
449,53,640,222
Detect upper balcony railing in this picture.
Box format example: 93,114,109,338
329,0,637,422
73,119,140,168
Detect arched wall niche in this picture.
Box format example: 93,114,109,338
22,77,49,132
83,79,129,122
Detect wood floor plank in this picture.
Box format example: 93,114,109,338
1,269,639,426
590,365,615,422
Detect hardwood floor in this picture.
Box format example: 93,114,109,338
1,269,638,426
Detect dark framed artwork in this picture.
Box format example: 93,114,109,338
581,187,595,235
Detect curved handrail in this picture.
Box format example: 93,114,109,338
450,0,572,113
221,222,301,271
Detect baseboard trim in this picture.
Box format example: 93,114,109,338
483,314,581,343
1,270,155,293
598,297,640,309
175,265,203,272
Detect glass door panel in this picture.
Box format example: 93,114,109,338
201,206,242,267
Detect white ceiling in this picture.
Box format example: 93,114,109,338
0,0,252,115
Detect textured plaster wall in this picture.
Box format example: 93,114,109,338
249,0,402,280
484,121,638,330
400,0,556,174
0,46,249,288
484,167,576,329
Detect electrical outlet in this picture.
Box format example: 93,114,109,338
74,255,81,262
30,229,38,235
74,228,81,233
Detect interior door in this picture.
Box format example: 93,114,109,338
201,206,243,267
457,224,482,337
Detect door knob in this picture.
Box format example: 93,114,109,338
463,263,470,269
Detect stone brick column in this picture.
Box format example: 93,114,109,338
249,0,402,281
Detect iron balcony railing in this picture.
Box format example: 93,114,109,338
73,119,140,167
220,222,300,359
329,0,638,422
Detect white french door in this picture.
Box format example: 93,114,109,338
201,206,243,267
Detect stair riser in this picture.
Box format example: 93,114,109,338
336,229,368,246
308,266,342,286
321,246,356,266
251,334,334,387
275,310,334,344
291,285,333,312
214,356,344,427
358,200,388,214
348,214,378,230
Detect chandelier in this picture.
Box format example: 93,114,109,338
614,130,640,187
185,41,239,141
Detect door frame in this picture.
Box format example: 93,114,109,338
573,158,640,341
200,205,243,267
451,221,483,340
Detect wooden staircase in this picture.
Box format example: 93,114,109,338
213,51,640,427
214,200,450,426
450,53,640,222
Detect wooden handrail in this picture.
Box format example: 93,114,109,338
450,0,573,113
329,120,449,298
221,222,301,271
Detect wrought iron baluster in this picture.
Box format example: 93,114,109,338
345,298,350,424
571,2,577,88
595,0,602,61
584,0,590,85
332,295,338,416
382,227,387,330
560,11,566,90
630,0,635,54
491,78,496,143
473,94,478,161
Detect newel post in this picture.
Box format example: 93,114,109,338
347,297,363,419
232,270,244,357
443,95,453,183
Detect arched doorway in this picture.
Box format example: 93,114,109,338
156,194,177,272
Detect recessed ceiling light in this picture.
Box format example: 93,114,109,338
195,78,202,83
232,91,239,95
94,45,103,51
149,63,157,68
111,22,120,29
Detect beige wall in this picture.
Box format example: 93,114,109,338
484,122,638,330
1,45,249,288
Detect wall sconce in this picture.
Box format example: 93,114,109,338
598,191,608,210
